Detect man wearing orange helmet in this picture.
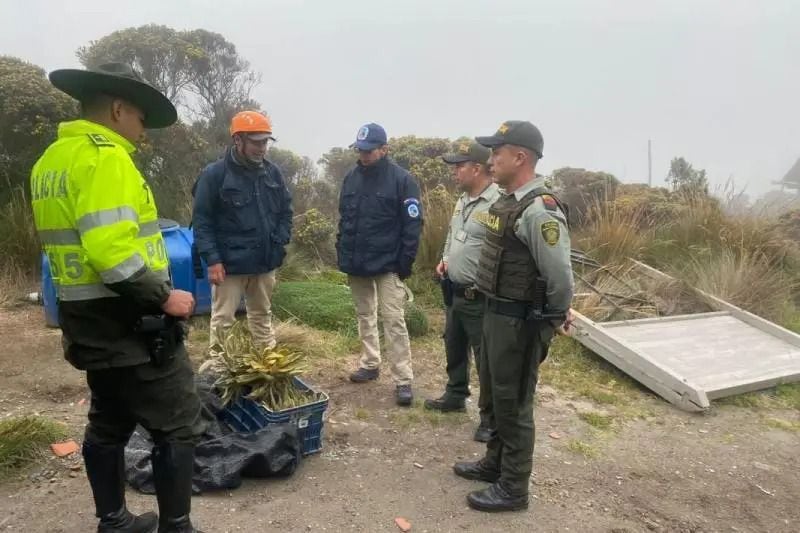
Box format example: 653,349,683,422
192,111,293,350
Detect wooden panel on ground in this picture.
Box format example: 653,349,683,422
571,260,800,411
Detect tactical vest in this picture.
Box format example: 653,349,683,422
475,188,565,301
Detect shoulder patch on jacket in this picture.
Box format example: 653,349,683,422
541,220,560,246
87,133,115,147
541,194,558,211
404,198,420,218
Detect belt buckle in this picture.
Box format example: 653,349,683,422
464,287,476,300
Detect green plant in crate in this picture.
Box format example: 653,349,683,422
201,321,321,411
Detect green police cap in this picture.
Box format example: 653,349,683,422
476,120,544,158
442,140,491,165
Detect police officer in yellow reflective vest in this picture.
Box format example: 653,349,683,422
453,121,574,512
30,63,204,533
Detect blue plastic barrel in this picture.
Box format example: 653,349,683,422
41,219,214,327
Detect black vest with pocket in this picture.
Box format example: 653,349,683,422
475,187,565,301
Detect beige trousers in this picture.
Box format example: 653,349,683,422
209,271,277,350
349,273,413,385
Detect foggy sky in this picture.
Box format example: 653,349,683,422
1,0,797,197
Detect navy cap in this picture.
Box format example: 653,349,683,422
350,123,388,150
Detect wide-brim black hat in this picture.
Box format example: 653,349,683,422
49,62,177,129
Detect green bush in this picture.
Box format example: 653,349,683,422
272,281,428,338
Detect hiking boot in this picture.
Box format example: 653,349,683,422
349,367,379,383
453,459,501,483
473,424,493,443
396,384,413,406
423,395,466,413
467,482,529,513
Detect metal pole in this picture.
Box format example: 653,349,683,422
648,139,652,187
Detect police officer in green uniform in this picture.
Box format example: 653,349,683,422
453,121,574,512
30,63,204,532
424,141,500,443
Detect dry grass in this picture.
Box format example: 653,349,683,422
416,185,456,274
0,264,36,308
566,438,600,458
0,416,68,478
573,262,713,322
680,247,798,323
541,338,650,411
717,383,800,411
389,400,470,428
577,201,652,266
578,411,616,430
0,187,39,274
764,417,800,432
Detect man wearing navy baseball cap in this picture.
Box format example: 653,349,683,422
337,123,423,406
350,122,387,151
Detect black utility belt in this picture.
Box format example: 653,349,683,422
485,297,567,322
451,283,483,301
485,297,530,319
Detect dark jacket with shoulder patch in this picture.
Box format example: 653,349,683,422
336,157,423,277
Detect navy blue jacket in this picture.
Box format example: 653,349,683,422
193,149,293,275
336,157,423,277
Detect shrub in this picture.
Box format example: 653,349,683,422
292,208,336,265
551,167,619,228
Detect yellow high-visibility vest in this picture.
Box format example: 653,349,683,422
31,119,169,301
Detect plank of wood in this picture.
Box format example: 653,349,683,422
704,370,800,399
572,311,709,411
608,315,800,384
571,259,800,407
602,311,729,328
630,259,800,348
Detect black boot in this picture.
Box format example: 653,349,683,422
423,395,466,412
473,424,493,443
467,481,529,512
83,441,158,533
151,442,202,533
452,459,500,483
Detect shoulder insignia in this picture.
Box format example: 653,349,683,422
404,197,421,219
541,220,560,246
541,194,558,211
87,133,115,147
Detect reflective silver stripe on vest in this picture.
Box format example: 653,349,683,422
38,229,81,245
77,206,139,234
57,283,119,301
138,220,161,238
99,253,146,284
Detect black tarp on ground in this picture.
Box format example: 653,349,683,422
124,374,301,494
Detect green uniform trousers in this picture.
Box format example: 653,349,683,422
479,308,550,496
84,344,204,447
444,293,489,425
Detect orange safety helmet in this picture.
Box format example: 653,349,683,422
229,111,274,139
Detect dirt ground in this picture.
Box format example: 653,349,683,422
0,306,798,533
